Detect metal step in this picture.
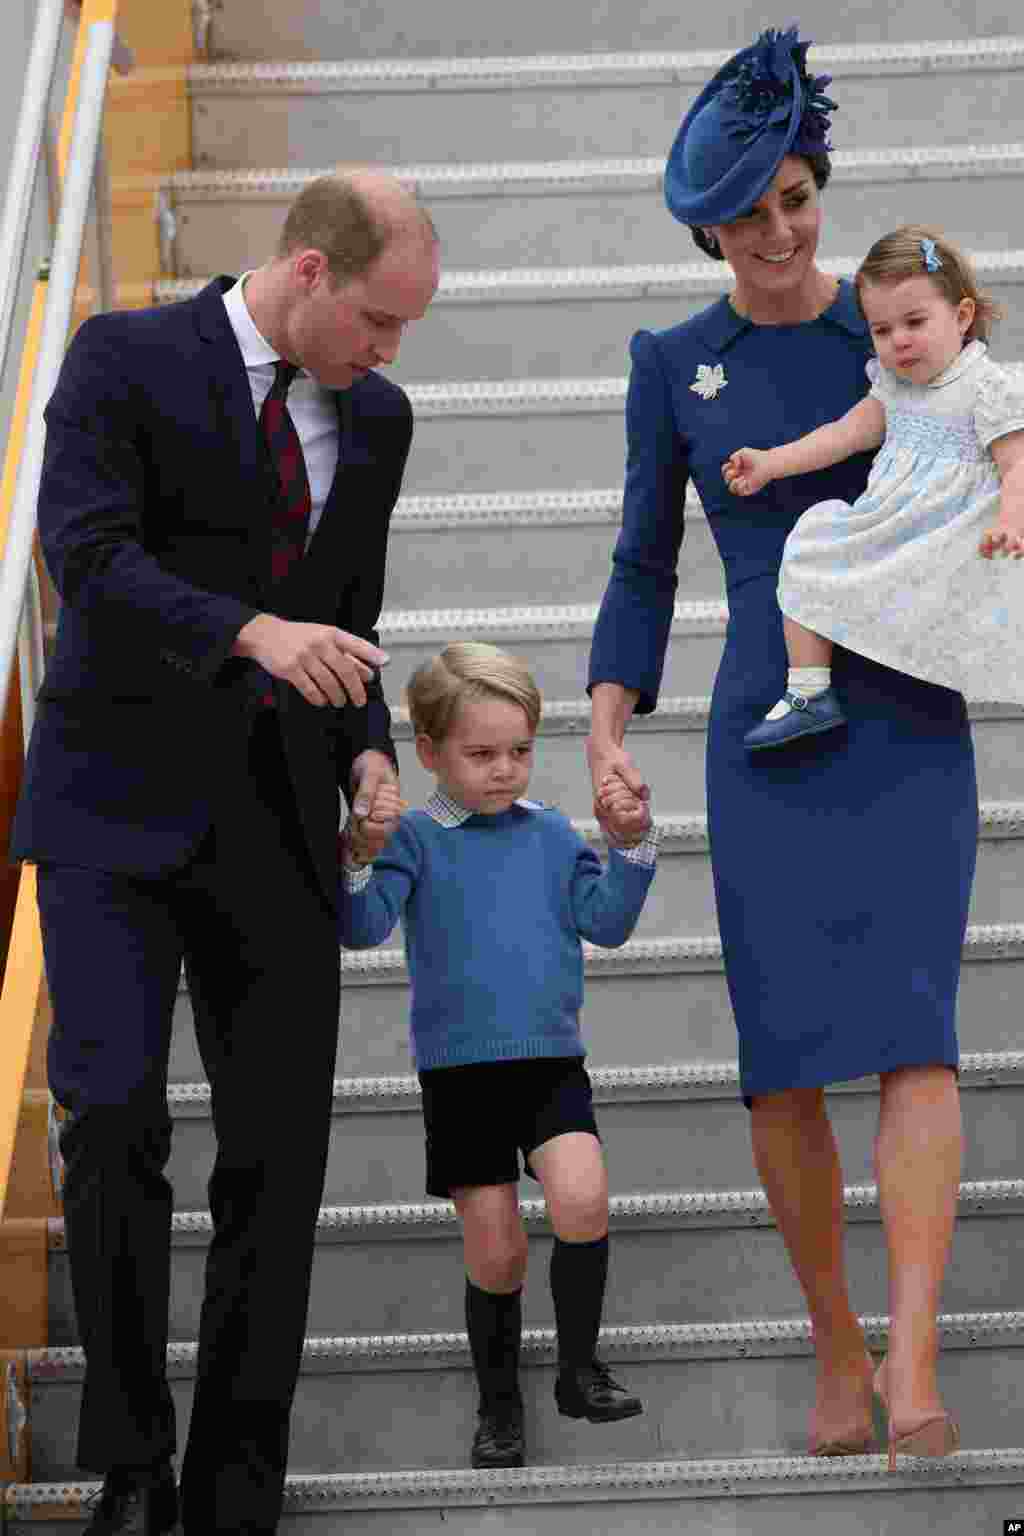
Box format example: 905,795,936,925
164,1051,1024,1210
387,690,1024,815
200,0,1024,61
166,148,1024,276
188,41,1024,169
22,1310,1024,1479
157,250,1024,383
9,1456,1024,1534
165,923,1024,1083
45,1180,1024,1342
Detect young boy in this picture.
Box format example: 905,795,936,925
339,641,658,1470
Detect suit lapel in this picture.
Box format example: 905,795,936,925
193,279,280,526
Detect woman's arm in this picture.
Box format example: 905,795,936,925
979,428,1024,558
723,396,886,496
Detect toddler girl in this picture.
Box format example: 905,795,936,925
722,224,1024,750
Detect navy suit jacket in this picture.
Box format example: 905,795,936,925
10,277,412,904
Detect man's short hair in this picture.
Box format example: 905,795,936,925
277,174,435,286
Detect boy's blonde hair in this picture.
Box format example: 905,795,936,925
854,224,1001,343
406,642,542,741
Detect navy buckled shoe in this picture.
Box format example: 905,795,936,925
744,688,846,751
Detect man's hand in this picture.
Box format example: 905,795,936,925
722,447,776,496
342,781,406,866
595,770,653,848
233,615,389,707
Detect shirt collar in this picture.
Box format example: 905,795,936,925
423,788,541,827
222,272,283,369
696,279,868,355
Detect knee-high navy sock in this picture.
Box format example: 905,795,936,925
465,1278,523,1418
550,1234,609,1368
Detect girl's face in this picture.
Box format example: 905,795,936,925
859,275,975,386
416,696,535,816
706,156,824,299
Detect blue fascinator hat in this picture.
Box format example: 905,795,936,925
665,25,836,226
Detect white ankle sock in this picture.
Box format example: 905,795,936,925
765,667,831,721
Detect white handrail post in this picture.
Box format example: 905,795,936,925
17,558,45,748
87,142,115,314
0,0,67,387
0,19,116,725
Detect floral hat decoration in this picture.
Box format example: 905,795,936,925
664,25,837,227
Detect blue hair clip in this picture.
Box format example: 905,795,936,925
921,238,943,272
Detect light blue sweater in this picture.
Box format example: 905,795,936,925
339,800,656,1070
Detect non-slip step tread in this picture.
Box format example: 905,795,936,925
9,1447,1024,1520
165,142,1024,198
45,1178,1024,1248
163,1049,1024,1119
24,1307,1024,1380
155,247,1024,306
332,922,1024,982
185,36,1024,93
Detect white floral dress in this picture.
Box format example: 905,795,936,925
778,340,1024,702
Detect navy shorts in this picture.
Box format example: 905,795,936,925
417,1056,598,1199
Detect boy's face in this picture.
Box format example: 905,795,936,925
416,696,535,816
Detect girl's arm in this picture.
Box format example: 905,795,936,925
979,428,1024,558
723,396,886,496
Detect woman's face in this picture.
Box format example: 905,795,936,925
706,156,824,298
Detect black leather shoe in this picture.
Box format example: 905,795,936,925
555,1359,644,1423
83,1464,180,1535
470,1411,526,1469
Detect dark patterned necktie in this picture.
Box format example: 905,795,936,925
260,360,312,584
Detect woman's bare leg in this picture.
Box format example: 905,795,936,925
750,1088,874,1449
783,615,834,669
874,1065,961,1433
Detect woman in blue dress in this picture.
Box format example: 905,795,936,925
587,28,971,1466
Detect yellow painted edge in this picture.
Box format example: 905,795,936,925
0,871,44,1222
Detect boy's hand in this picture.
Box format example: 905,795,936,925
723,447,775,496
342,782,407,866
979,515,1024,559
595,770,653,848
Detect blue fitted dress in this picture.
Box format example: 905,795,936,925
588,282,978,1100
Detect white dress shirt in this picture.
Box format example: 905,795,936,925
222,274,340,545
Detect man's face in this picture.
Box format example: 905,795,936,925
288,237,440,389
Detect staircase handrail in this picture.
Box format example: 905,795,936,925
0,0,121,1222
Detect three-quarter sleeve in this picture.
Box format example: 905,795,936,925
974,360,1024,451
587,329,689,715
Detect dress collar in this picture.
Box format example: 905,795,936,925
696,279,867,355
423,788,541,827
926,338,987,389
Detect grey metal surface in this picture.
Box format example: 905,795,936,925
202,0,1024,60
164,1057,1024,1209
23,1315,1024,1477
188,45,1024,169
167,151,1024,275
45,1183,1024,1342
162,923,1024,1083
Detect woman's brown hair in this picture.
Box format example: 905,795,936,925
854,224,1001,343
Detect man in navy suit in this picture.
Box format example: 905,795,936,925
11,169,439,1535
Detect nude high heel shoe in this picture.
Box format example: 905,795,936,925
874,1358,960,1472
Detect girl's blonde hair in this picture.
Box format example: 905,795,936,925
854,224,1001,343
406,642,542,741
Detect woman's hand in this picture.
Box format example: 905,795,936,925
341,782,407,867
586,733,649,844
723,447,776,496
595,771,653,848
